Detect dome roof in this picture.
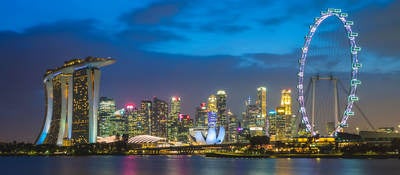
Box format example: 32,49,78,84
128,135,166,144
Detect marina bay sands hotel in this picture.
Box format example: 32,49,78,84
36,57,115,146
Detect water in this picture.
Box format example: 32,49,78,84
1,156,399,175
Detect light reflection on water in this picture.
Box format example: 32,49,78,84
1,156,399,175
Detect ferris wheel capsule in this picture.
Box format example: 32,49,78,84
333,9,342,13
345,21,354,26
352,63,362,70
349,32,358,37
345,111,355,116
351,79,362,86
348,95,359,102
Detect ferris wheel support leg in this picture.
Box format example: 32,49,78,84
333,78,339,130
311,77,316,135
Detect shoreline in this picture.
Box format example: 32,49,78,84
204,152,400,159
1,152,399,159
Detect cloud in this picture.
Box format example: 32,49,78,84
117,29,187,46
119,1,186,26
353,0,400,58
259,16,288,26
237,56,268,69
236,52,298,69
235,50,361,75
199,24,250,34
24,19,97,34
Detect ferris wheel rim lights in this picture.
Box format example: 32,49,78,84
297,8,361,136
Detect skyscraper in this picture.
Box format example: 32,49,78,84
216,90,227,128
244,104,263,136
125,104,142,137
151,97,169,137
242,87,267,137
269,89,294,141
216,90,228,142
110,108,127,136
140,100,152,135
256,87,267,135
98,97,116,137
36,57,115,145
177,114,194,143
168,96,181,142
207,95,217,113
170,96,181,119
268,110,277,137
281,89,292,115
256,87,267,119
227,111,238,143
195,103,208,128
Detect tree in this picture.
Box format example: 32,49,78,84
249,136,270,146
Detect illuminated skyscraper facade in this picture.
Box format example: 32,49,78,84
268,110,277,137
36,57,115,145
256,87,267,135
168,96,181,142
140,100,152,135
195,103,208,128
242,87,268,136
256,87,267,119
98,97,116,137
125,104,142,137
207,95,217,113
244,104,264,136
170,96,181,119
216,90,227,129
281,89,292,115
215,90,228,141
227,111,238,143
151,97,168,137
177,114,194,143
269,89,294,141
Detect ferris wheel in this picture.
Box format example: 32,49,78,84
297,8,362,136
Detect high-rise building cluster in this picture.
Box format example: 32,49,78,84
242,87,268,138
36,58,296,146
268,89,295,141
97,96,194,144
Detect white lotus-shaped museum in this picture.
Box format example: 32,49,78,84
192,112,225,144
193,126,225,144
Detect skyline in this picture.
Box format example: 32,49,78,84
0,0,400,142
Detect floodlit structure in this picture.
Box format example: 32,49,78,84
36,57,115,145
216,90,227,129
98,97,116,137
256,87,267,118
207,95,217,113
192,112,225,144
280,89,292,115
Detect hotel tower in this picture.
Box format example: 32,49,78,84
36,57,115,145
